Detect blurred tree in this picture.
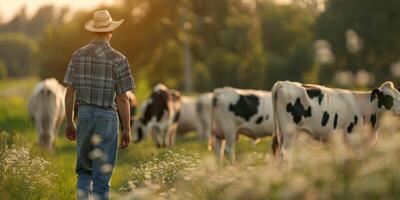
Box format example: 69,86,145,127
316,0,400,84
260,2,315,87
0,7,29,34
0,59,7,79
0,5,68,39
0,33,37,77
38,0,315,91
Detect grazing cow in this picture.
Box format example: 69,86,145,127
271,81,400,159
28,78,66,151
133,84,181,147
212,87,274,161
134,92,214,149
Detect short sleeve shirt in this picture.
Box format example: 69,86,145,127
63,41,135,110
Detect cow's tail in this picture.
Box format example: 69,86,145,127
271,81,285,158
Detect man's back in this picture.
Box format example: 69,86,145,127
64,41,134,110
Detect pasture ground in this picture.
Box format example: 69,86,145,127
0,77,270,199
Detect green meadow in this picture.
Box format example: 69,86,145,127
0,77,269,199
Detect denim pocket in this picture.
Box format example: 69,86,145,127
95,117,117,142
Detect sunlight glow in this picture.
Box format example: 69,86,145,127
0,0,117,22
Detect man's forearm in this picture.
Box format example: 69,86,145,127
116,92,131,132
65,87,76,124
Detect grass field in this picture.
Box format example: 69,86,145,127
2,77,400,200
0,77,271,199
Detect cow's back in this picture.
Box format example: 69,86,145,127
272,81,365,139
177,96,197,135
213,87,274,138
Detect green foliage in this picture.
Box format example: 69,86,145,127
37,0,316,91
0,60,7,79
316,0,400,84
0,33,38,77
0,5,68,38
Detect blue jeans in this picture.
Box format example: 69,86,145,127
76,105,118,200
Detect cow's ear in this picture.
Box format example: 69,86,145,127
370,88,381,102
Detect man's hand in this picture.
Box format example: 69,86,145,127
65,122,76,141
120,129,131,149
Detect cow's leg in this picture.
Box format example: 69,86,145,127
279,127,298,168
48,135,55,153
213,135,225,160
152,128,163,148
168,124,178,147
276,117,298,164
207,137,213,151
224,132,236,163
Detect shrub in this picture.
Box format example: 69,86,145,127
120,150,200,194
0,135,57,199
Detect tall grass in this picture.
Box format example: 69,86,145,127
2,77,400,200
0,132,57,199
119,116,400,200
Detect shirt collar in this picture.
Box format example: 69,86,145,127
90,39,110,47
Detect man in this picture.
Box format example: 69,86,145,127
63,10,135,200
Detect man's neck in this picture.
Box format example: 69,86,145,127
92,35,110,43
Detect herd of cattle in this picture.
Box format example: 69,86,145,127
28,78,400,161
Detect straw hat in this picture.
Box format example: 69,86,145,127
85,10,124,32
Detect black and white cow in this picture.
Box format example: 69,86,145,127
134,93,214,148
134,84,181,147
212,87,274,161
271,81,400,159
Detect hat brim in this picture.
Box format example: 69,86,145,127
85,19,124,32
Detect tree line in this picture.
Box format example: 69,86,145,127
0,0,399,90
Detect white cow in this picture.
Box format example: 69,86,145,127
212,87,274,161
271,81,400,159
28,78,66,151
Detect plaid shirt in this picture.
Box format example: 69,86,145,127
64,41,135,110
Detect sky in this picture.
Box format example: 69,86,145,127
0,0,304,23
0,0,117,22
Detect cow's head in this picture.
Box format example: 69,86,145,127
371,81,400,115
